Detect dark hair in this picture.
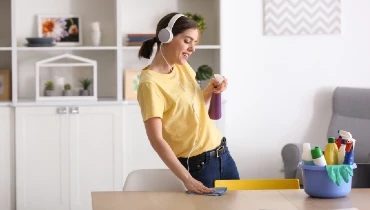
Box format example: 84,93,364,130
138,12,197,59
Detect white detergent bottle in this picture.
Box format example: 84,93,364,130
302,143,314,165
338,139,346,164
311,146,327,166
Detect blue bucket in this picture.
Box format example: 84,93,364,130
298,163,357,198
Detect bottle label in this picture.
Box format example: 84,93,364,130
313,156,327,166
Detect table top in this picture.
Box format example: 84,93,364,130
91,189,370,210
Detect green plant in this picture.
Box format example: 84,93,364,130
44,80,54,90
195,65,213,81
79,78,92,90
184,12,206,32
64,83,71,90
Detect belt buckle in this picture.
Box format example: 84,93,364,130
216,146,224,157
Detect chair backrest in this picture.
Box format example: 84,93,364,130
122,169,186,191
214,179,300,190
327,87,370,163
281,143,302,179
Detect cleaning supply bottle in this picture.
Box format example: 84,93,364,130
324,137,339,165
208,74,224,120
338,139,346,164
344,141,354,165
302,143,314,165
311,147,327,166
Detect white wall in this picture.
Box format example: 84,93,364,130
221,0,370,178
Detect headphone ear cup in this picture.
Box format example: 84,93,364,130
158,28,173,43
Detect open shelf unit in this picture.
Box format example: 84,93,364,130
1,0,222,106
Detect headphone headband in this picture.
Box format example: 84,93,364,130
167,14,184,31
158,13,185,43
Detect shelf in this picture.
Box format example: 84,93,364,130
12,97,121,107
0,102,12,107
17,46,118,51
122,45,221,50
17,50,118,102
0,47,12,51
16,0,117,47
9,0,221,104
121,0,220,46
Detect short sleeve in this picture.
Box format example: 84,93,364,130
137,82,165,121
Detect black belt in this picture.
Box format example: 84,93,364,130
179,137,227,162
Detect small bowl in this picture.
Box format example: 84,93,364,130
26,37,54,44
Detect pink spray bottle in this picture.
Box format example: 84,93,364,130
208,74,224,120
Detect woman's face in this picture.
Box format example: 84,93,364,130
163,28,198,65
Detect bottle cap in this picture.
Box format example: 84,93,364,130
311,147,323,159
328,137,335,143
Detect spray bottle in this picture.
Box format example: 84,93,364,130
344,140,355,165
208,74,224,120
338,130,355,164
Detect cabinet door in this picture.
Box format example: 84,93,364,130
123,105,166,175
0,107,15,210
15,106,70,210
68,106,123,210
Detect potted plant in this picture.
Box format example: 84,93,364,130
62,83,73,96
184,12,206,44
44,80,55,96
79,78,92,96
195,64,213,89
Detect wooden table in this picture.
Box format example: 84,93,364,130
91,189,370,210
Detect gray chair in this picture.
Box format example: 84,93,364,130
281,143,304,187
281,86,370,188
122,169,186,191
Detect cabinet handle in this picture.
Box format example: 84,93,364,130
70,107,79,114
57,107,68,114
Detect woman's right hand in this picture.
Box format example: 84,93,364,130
183,176,215,194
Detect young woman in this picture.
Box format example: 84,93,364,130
136,12,240,194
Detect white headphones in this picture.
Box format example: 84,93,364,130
158,13,185,43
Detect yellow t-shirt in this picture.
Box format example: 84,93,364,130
137,62,223,158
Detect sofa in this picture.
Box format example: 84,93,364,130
281,86,370,188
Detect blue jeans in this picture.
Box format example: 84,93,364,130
178,138,240,188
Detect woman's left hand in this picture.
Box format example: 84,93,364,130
209,76,228,94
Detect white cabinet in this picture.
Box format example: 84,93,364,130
0,107,15,210
15,105,123,210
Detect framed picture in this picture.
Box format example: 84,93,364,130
124,69,142,100
0,70,11,101
38,14,82,46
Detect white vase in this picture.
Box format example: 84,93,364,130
91,31,101,46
